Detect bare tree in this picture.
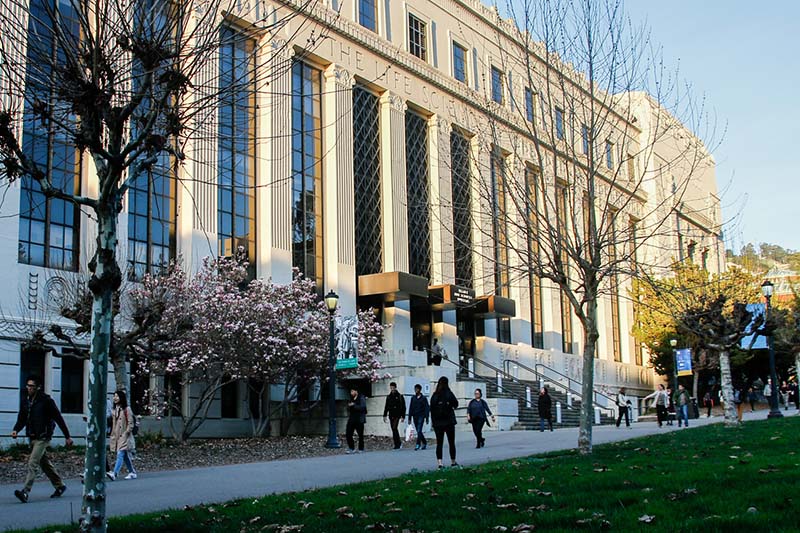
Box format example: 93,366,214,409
0,0,319,529
442,0,720,453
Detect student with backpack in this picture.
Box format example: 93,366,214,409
429,376,459,468
107,390,137,480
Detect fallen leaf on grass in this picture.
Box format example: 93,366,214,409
335,506,351,514
462,506,477,511
338,491,348,496
361,494,381,502
420,480,431,486
492,527,508,532
248,516,262,524
297,501,314,509
386,508,403,513
638,515,656,524
497,503,519,510
512,524,535,532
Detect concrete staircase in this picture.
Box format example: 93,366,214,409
480,376,615,430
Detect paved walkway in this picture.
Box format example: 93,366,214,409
1,409,795,531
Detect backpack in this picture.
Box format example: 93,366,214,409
125,409,140,436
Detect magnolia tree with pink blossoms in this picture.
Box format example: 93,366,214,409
131,254,389,439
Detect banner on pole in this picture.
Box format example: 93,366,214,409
334,316,359,370
676,348,693,377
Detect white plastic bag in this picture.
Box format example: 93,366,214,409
404,422,416,442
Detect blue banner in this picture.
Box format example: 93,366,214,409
676,348,693,376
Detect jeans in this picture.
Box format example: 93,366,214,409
113,450,136,476
24,439,63,492
539,416,553,431
433,425,456,462
346,419,364,451
656,405,667,426
616,406,630,427
677,404,689,426
389,417,402,448
413,416,427,446
470,418,485,445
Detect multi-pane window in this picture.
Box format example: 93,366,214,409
453,42,468,84
218,28,256,274
408,14,427,61
525,88,534,123
607,212,621,362
405,111,431,279
555,108,565,140
359,0,377,32
491,150,511,344
525,167,544,348
627,153,636,180
605,140,614,169
555,183,573,354
291,61,324,290
127,0,178,280
630,217,643,366
581,124,590,155
491,66,504,104
450,130,474,288
18,0,81,271
353,85,382,277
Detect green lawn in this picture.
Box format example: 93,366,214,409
32,417,800,532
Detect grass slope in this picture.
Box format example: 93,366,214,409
29,417,800,532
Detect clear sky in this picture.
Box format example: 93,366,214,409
625,1,800,253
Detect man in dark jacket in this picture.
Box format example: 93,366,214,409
11,375,73,503
346,387,367,453
407,384,430,450
383,382,407,449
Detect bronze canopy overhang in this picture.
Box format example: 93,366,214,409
428,284,476,311
357,271,429,302
473,294,516,318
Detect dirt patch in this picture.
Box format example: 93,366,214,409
0,434,396,485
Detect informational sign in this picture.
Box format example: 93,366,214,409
675,348,693,377
453,285,475,306
334,315,359,370
739,303,768,350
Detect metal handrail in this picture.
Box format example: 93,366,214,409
439,356,531,407
504,359,615,415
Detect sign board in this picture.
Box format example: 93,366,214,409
334,315,359,370
453,285,475,306
739,303,768,350
675,348,693,377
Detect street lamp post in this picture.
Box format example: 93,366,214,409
761,280,783,419
324,290,342,448
670,338,678,393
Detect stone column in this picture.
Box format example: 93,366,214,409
379,92,409,273
322,64,356,314
429,116,455,286
264,39,295,284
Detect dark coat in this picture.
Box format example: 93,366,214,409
408,394,430,420
537,392,552,418
13,392,71,441
467,398,492,420
348,393,367,424
430,389,459,429
383,390,406,418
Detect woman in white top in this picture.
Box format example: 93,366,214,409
643,384,669,427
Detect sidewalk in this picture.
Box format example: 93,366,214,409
1,408,794,531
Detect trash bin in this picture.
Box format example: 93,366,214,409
690,397,700,419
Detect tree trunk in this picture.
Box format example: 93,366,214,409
692,369,699,401
111,351,128,393
578,300,599,454
80,204,121,533
718,349,738,427
795,353,800,388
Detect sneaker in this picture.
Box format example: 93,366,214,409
414,444,420,451
14,489,28,503
50,485,67,498
421,444,427,450
475,443,481,449
106,471,116,481
438,464,444,469
346,449,355,454
124,473,137,480
450,462,460,468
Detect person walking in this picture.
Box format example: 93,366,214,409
748,386,757,412
665,387,675,425
429,376,459,468
466,388,495,448
643,384,669,427
790,379,799,410
430,338,443,366
674,384,691,428
107,390,138,480
615,387,631,428
779,380,790,410
11,375,73,503
537,387,553,432
733,384,746,422
703,390,714,418
408,384,430,450
346,387,367,454
382,382,406,450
